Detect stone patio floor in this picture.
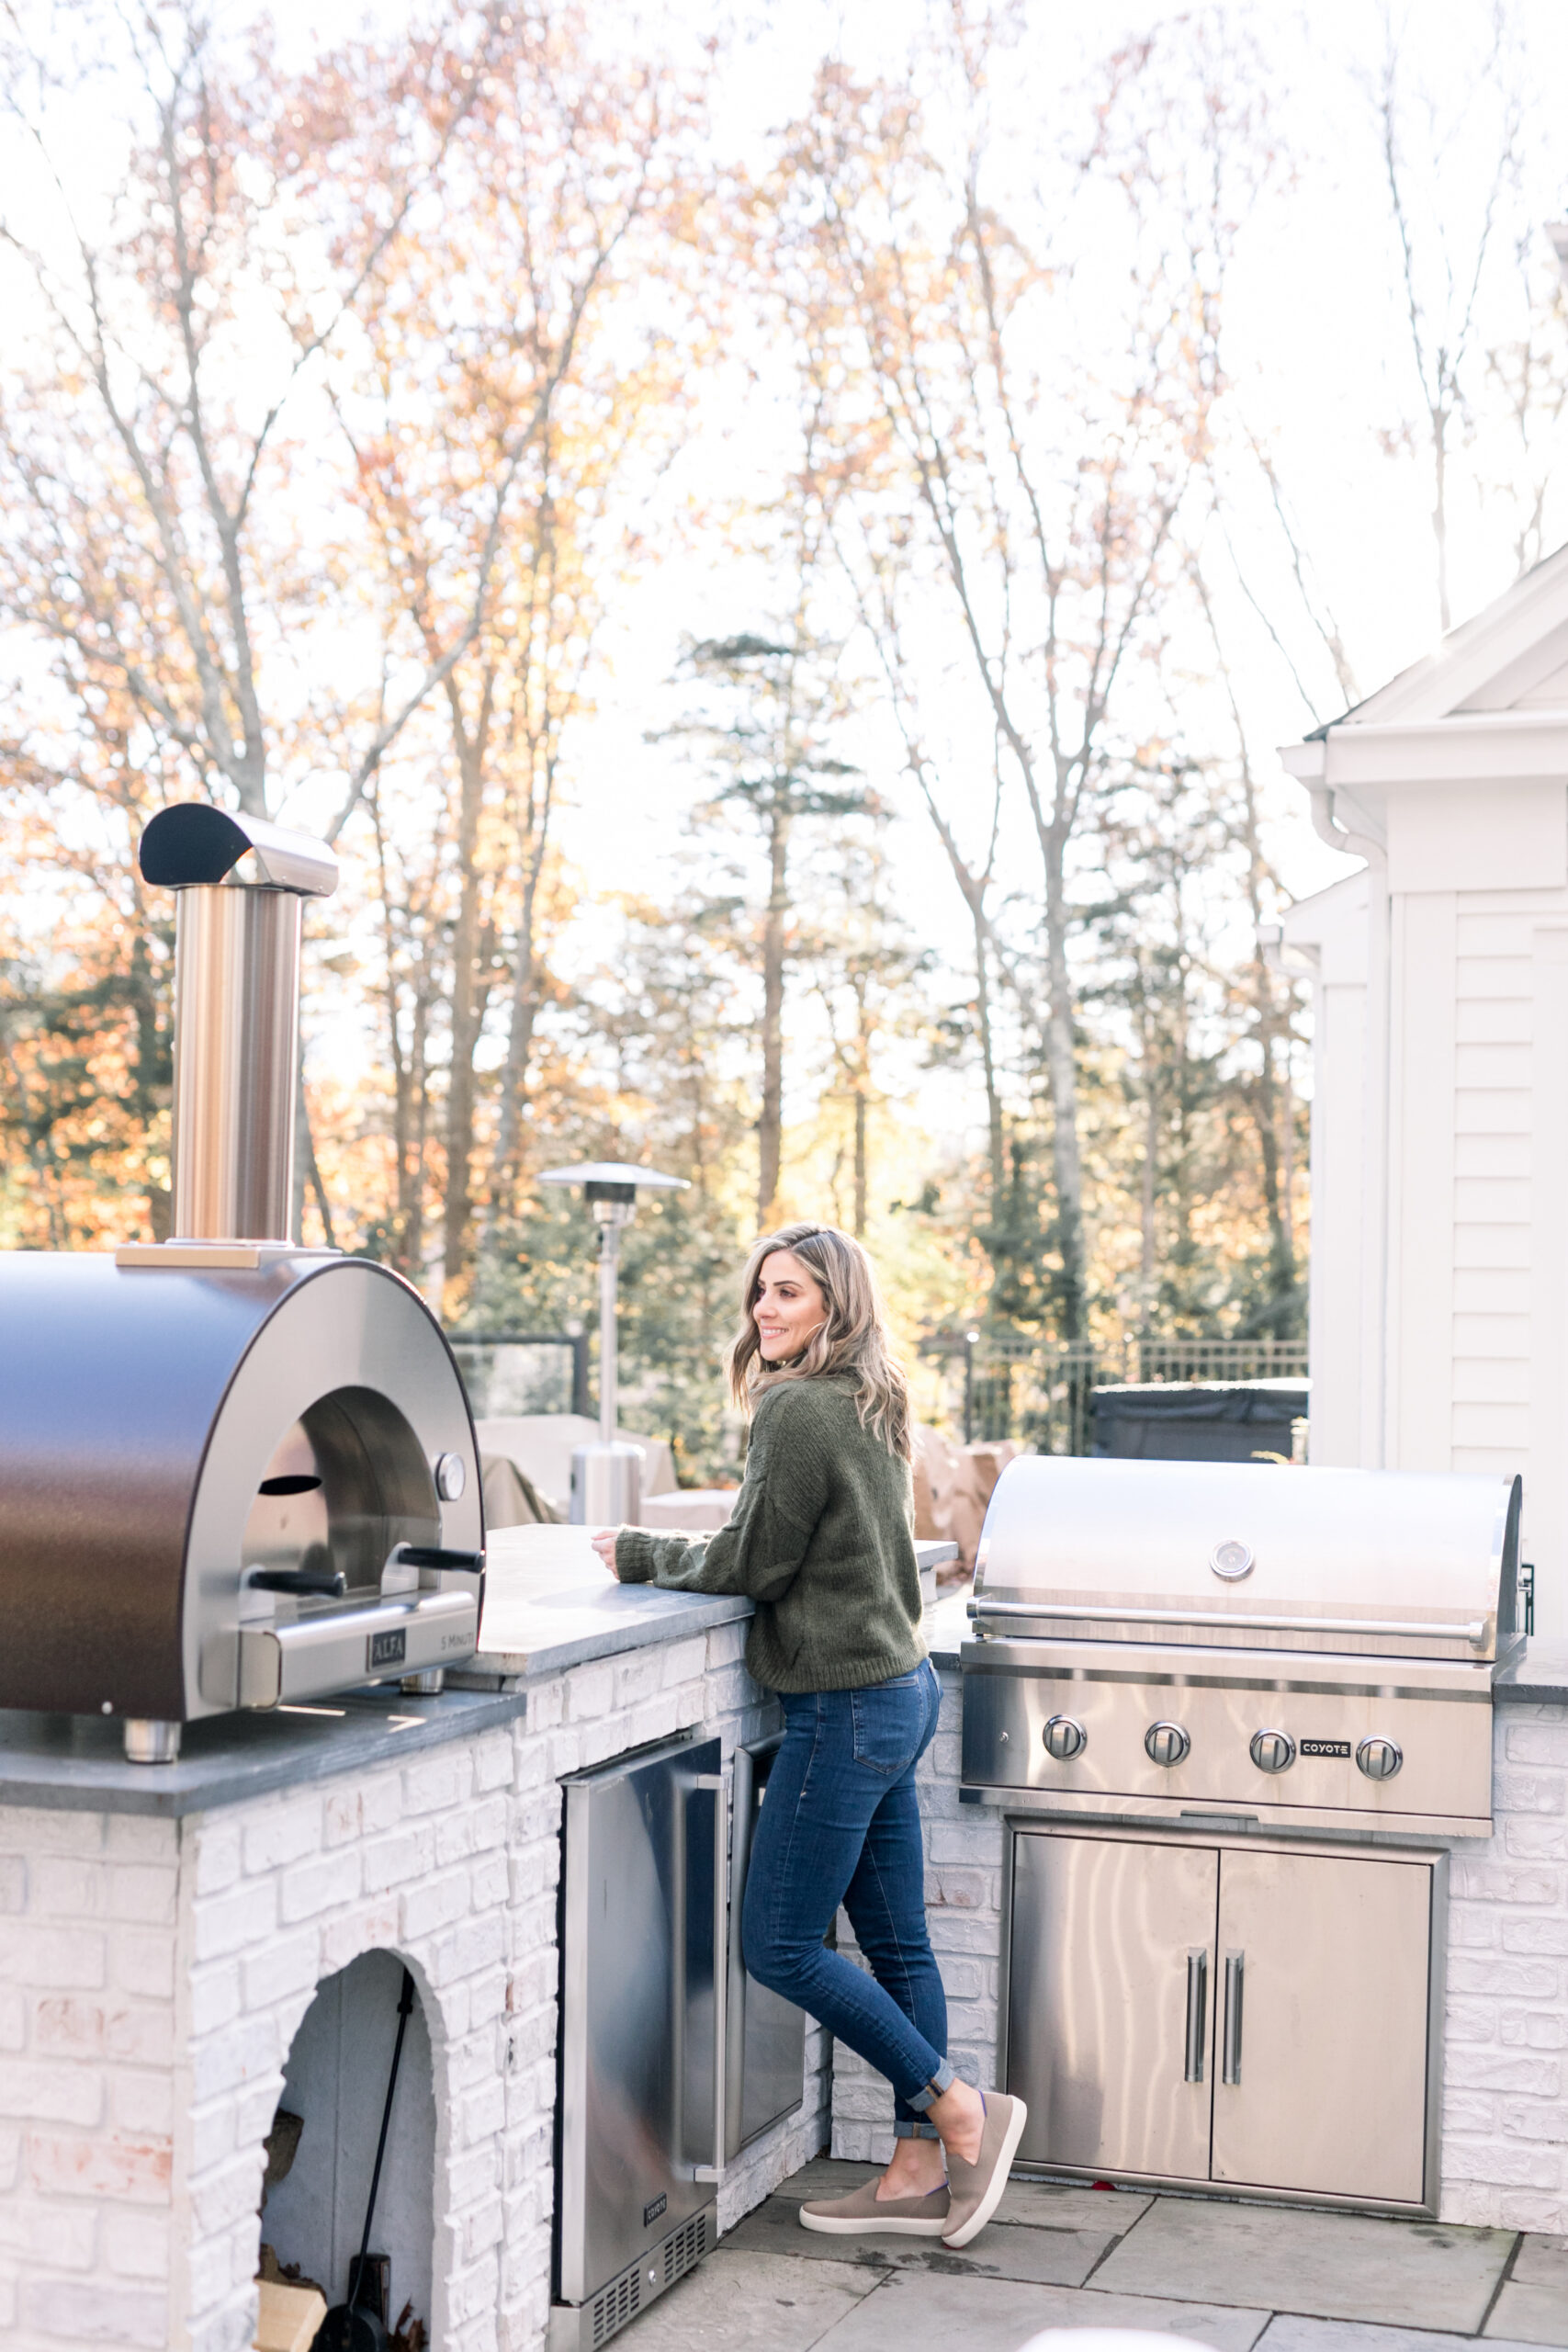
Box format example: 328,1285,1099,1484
621,2162,1568,2352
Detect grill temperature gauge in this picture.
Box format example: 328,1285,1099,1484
1145,1721,1190,1768
1042,1714,1087,1761
1249,1727,1296,1774
1357,1735,1404,1781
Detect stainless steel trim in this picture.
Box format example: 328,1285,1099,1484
1184,1949,1208,2082
114,1241,340,1270
981,1783,1490,1840
1005,2157,1434,2219
1222,1951,1245,2085
693,1771,728,2185
970,1600,1489,1647
961,1635,1493,1702
1423,1850,1448,2211
725,1732,806,2160
212,1588,479,1709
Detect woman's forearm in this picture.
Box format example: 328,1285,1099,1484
615,1526,727,1589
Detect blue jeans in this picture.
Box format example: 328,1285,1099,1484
741,1659,954,2133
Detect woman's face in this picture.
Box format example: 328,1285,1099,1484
752,1250,828,1362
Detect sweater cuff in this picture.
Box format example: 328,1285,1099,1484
615,1530,658,1584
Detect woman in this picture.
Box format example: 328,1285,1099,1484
591,1220,1025,2246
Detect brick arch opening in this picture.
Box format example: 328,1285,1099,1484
259,1947,435,2340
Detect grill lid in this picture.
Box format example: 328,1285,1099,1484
971,1457,1522,1660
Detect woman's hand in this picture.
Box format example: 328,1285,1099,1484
590,1528,623,1579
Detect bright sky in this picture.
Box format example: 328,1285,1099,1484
541,0,1568,956
7,0,1568,1155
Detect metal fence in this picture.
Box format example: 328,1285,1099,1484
445,1329,591,1420
445,1323,1307,1456
918,1334,1309,1454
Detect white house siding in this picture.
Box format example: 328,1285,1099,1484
1277,870,1371,1470
1450,908,1540,1478
1280,547,1568,1638
1387,889,1458,1475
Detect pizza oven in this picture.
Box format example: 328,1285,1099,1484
0,803,483,1763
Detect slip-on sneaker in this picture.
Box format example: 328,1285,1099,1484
940,2091,1028,2246
798,2178,951,2236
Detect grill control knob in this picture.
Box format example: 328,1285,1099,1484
1145,1721,1190,1768
1042,1714,1087,1762
1249,1727,1296,1774
1357,1735,1404,1781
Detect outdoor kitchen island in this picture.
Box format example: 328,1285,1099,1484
0,1525,950,2352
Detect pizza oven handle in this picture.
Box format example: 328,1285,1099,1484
246,1565,346,1597
385,1544,484,1576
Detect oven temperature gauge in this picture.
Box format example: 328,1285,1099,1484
1042,1714,1087,1761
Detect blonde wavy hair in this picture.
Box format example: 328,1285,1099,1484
727,1221,912,1460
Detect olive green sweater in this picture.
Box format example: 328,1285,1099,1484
614,1374,925,1693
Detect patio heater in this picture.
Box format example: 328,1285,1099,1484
538,1160,688,1525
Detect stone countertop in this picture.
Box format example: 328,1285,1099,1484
0,1687,527,1816
458,1523,750,1684
0,1532,962,1809
1495,1637,1568,1704
458,1524,958,1686
926,1589,972,1670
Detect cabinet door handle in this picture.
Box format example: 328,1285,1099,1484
692,1772,728,2183
1222,1950,1245,2086
1184,1950,1208,2083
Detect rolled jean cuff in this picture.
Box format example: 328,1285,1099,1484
893,2119,942,2139
906,2060,956,2113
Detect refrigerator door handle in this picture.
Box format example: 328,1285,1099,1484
692,1771,728,2183
1222,1949,1246,2086
1183,1948,1208,2083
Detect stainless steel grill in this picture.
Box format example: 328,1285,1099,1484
961,1455,1524,2215
0,803,484,1764
962,1456,1521,1837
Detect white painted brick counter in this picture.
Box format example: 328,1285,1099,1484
1442,1700,1568,2233
831,1667,1568,2236
0,1617,829,2352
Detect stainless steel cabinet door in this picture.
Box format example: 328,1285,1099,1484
1210,1849,1431,2204
1008,1831,1218,2180
557,1735,723,2306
